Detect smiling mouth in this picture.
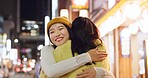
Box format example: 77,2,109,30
55,37,63,42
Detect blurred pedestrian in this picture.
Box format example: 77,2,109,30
3,65,9,78
35,58,41,78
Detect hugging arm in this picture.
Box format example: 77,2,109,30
41,45,92,78
76,67,115,78
95,67,115,78
76,41,110,78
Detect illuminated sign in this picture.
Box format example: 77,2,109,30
71,0,88,10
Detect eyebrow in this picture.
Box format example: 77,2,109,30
58,25,64,28
49,28,54,31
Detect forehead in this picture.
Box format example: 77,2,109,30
50,23,65,29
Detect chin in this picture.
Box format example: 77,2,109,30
56,42,63,46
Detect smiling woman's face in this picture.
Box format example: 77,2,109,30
49,23,69,46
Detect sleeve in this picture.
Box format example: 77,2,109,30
41,45,92,78
94,67,115,78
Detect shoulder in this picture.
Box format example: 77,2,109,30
96,39,102,44
40,45,55,56
42,45,54,49
41,45,55,51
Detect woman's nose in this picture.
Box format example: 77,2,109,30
55,31,61,36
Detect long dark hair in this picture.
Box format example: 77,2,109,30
71,17,102,56
48,23,73,48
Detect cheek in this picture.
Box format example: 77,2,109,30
63,32,69,42
63,29,69,36
49,34,55,42
65,32,69,38
65,31,70,38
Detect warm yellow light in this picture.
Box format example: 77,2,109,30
73,0,87,6
142,8,148,20
120,28,130,56
139,20,148,33
122,3,141,20
60,9,69,19
72,0,88,9
120,28,130,38
79,9,88,17
128,22,139,35
14,39,19,43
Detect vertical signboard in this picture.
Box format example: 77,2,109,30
120,28,130,56
44,16,50,46
0,33,7,58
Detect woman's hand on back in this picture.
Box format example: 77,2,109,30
87,48,108,62
76,67,96,78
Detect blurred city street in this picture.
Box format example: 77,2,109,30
1,0,148,78
9,70,35,78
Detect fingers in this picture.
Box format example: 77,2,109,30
98,57,106,61
98,53,107,57
76,71,89,78
95,52,107,61
97,51,108,55
76,74,88,78
96,52,107,57
98,54,107,60
88,48,108,62
97,51,107,54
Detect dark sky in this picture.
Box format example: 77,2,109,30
20,0,37,20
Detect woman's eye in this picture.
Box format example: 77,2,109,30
59,27,64,30
49,31,54,34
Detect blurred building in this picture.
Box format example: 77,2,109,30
1,0,148,78
0,0,45,69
